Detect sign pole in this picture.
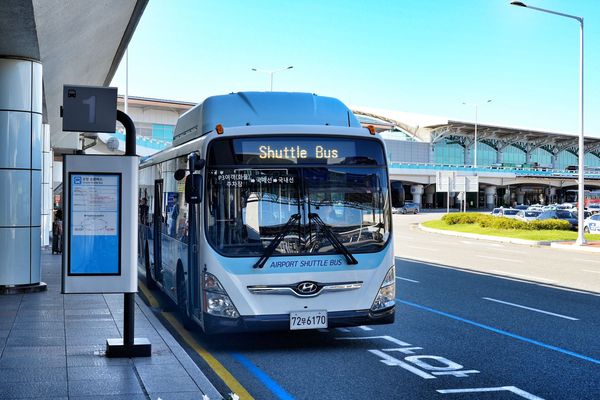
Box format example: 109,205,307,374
447,177,450,214
106,110,151,358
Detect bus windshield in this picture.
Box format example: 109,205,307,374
205,136,391,257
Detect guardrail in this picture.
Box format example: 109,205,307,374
389,162,600,179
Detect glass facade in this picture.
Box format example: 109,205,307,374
431,138,600,168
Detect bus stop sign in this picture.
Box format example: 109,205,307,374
62,85,117,133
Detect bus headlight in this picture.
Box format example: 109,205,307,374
370,266,396,312
203,272,239,318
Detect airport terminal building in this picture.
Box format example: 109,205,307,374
94,96,600,210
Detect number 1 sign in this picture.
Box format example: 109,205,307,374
62,85,117,133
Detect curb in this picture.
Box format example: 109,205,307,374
418,223,551,246
550,241,600,253
135,293,223,400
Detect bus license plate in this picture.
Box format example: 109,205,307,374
290,310,328,330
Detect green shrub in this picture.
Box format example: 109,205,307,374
528,219,572,231
488,217,529,230
442,213,480,225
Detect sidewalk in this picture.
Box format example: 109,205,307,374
0,249,222,400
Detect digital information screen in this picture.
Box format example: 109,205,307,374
68,173,121,276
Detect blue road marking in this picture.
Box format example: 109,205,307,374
232,353,295,400
396,299,600,365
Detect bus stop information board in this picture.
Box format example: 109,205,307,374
69,173,121,275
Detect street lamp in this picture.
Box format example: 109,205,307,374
462,99,492,168
251,66,294,91
510,1,586,246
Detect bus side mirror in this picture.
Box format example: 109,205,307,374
185,174,203,204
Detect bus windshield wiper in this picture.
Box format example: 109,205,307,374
253,213,301,269
309,213,358,265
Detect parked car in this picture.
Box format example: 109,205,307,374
401,202,420,214
499,209,520,219
491,208,502,216
537,210,578,229
516,210,541,222
584,214,600,234
527,205,544,212
514,205,529,210
587,204,600,214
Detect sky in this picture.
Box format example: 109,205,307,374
110,0,600,137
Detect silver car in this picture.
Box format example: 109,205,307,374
401,202,420,214
517,210,541,222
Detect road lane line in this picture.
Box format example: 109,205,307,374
482,297,579,321
582,269,600,274
490,270,555,283
460,240,502,248
396,277,420,283
405,245,438,251
161,313,255,399
396,299,600,365
437,386,544,399
477,255,524,263
358,325,374,331
232,353,295,400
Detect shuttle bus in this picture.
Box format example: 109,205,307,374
138,92,395,333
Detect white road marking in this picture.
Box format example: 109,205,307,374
476,255,524,264
438,386,544,400
369,350,435,379
581,259,600,263
491,270,555,283
582,269,600,274
335,327,351,332
460,240,502,248
358,325,373,331
405,245,438,251
482,297,579,321
396,277,420,283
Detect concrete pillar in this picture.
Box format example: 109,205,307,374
41,124,52,247
551,153,558,169
525,150,532,164
484,186,497,210
516,188,525,205
496,148,504,164
0,58,44,292
424,185,435,208
429,143,435,163
410,184,424,206
464,144,472,166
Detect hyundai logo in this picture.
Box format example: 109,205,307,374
296,281,319,295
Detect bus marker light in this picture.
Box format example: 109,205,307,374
367,125,376,135
216,124,224,134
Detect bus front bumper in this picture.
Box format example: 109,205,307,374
202,306,395,334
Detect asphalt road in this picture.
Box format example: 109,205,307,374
142,241,600,399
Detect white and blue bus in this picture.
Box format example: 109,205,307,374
138,92,395,333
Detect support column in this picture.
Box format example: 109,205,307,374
551,152,559,169
496,148,504,164
484,186,497,210
0,57,45,293
429,143,435,163
410,184,424,207
516,188,525,205
464,143,472,165
41,124,52,247
424,185,435,208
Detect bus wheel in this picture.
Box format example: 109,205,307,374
177,269,194,329
145,244,157,290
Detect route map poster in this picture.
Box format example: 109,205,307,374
69,173,121,275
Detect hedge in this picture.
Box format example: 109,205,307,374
441,213,572,231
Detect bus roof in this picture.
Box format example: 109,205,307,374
172,92,361,146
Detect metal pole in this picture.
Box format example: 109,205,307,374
447,177,450,214
124,49,128,114
270,72,274,92
576,19,586,245
474,105,478,168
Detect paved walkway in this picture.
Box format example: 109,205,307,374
0,249,222,400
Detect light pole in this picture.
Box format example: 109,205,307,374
462,99,492,168
510,1,586,246
251,66,294,91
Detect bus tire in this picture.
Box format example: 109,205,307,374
145,243,157,290
177,267,194,330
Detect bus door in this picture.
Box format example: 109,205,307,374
188,201,201,319
153,179,164,282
